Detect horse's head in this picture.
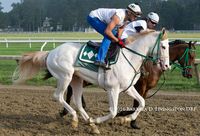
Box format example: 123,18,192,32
149,28,170,71
159,28,171,71
170,40,197,78
126,28,170,71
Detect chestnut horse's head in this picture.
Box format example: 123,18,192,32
169,40,197,78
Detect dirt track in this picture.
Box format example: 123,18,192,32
0,85,200,136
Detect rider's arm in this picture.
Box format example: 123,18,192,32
104,14,120,42
117,22,129,38
117,27,124,38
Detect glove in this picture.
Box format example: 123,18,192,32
118,38,125,48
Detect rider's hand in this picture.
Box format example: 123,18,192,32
118,38,125,48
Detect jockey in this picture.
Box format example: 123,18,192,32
87,3,142,68
120,12,159,44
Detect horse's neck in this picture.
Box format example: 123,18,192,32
169,44,187,62
121,33,157,72
129,33,157,57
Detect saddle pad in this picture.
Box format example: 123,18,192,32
79,43,98,63
75,42,120,72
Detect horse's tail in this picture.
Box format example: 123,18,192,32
43,70,53,80
12,51,49,84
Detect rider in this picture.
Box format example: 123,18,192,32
87,3,142,68
120,12,159,44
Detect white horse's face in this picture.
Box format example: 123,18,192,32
159,38,171,71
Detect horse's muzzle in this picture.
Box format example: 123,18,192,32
182,69,193,79
159,60,171,71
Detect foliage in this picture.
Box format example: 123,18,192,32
0,0,200,31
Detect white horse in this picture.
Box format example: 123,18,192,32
13,29,170,134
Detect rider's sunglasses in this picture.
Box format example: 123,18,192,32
150,20,157,25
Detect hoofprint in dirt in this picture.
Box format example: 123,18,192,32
0,85,199,136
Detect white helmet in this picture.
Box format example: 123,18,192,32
127,3,142,17
147,12,159,24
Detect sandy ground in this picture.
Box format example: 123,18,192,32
0,85,200,136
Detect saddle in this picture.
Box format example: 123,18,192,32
87,41,120,64
76,41,120,72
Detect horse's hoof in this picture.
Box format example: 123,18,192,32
71,119,78,128
59,110,68,117
55,113,63,120
59,112,64,118
90,123,100,134
119,117,126,124
119,117,130,125
130,120,140,129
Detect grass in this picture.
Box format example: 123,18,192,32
0,32,102,40
0,32,200,92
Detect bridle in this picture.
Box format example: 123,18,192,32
171,42,195,78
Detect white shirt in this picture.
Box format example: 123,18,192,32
89,8,126,27
121,20,147,39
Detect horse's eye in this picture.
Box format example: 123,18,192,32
161,46,166,49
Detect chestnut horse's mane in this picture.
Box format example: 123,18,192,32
169,40,196,50
169,40,187,46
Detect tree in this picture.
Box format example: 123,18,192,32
1,0,200,31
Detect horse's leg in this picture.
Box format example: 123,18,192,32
55,77,79,128
81,95,86,109
60,85,86,117
59,85,73,117
70,76,100,134
91,89,120,124
120,86,145,124
130,82,147,129
116,80,146,117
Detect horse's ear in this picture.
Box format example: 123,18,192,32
192,41,197,49
193,41,197,45
161,27,167,40
189,41,197,49
161,27,166,34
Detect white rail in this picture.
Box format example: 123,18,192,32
0,38,199,51
0,38,199,43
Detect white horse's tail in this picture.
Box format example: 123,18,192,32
12,51,49,84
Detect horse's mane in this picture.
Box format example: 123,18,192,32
126,29,156,43
169,40,187,46
170,40,196,52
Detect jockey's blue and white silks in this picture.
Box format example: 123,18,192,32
87,8,127,64
89,8,126,27
87,15,117,63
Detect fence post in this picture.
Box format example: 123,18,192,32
194,64,200,85
29,38,32,48
53,38,56,48
40,42,47,51
5,38,8,48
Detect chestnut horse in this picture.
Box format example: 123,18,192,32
52,39,196,128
